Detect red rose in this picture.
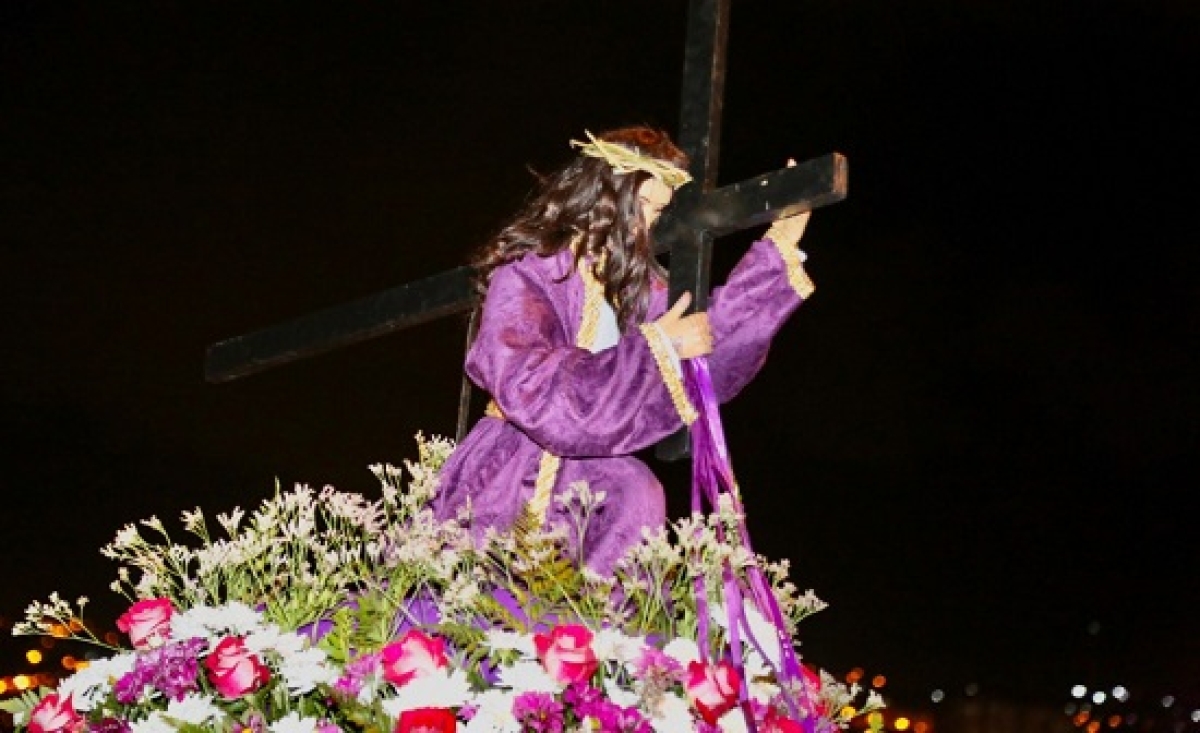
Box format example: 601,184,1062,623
203,636,271,698
116,597,174,650
381,630,449,687
533,624,599,685
685,659,741,724
396,707,457,733
27,693,82,733
764,708,805,733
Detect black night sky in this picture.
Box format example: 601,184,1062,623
2,0,1197,724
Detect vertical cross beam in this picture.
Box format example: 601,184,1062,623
656,0,730,461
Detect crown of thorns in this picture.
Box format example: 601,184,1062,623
569,130,693,190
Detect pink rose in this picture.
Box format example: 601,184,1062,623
27,693,82,733
204,636,271,698
116,597,174,650
533,624,599,685
685,660,741,724
396,707,457,733
381,630,449,687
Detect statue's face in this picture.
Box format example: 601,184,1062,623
638,177,674,228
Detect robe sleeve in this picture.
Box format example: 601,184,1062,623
705,237,815,403
467,261,698,458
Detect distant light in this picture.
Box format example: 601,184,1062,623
872,675,887,689
0,679,7,694
39,637,55,649
931,689,945,703
13,675,31,691
1064,703,1077,715
1112,686,1129,702
104,631,120,646
1087,621,1101,635
914,723,929,733
26,649,43,665
1106,715,1121,728
965,683,980,697
1190,710,1200,723
61,655,76,671
1126,713,1138,725
1072,685,1088,699
1074,711,1091,726
1086,721,1100,733
1092,691,1107,704
1162,696,1175,708
74,660,90,671
894,718,911,731
867,712,884,728
846,667,864,684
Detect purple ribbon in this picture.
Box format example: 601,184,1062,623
685,357,821,732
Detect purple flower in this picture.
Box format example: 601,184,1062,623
512,691,565,733
562,683,604,717
239,712,267,733
591,701,652,733
114,637,207,704
88,719,132,733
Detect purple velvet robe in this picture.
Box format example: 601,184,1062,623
433,238,808,572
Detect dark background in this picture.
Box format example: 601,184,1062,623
2,0,1197,724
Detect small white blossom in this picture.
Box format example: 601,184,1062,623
465,689,520,733
269,712,322,733
164,692,224,725
383,669,474,715
56,652,137,711
496,660,559,694
130,712,174,733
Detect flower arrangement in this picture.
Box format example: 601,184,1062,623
6,434,884,733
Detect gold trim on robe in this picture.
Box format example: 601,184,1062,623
768,237,816,299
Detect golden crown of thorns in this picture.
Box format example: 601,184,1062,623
569,131,693,190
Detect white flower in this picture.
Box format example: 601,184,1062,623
56,652,137,711
603,677,639,707
464,689,520,733
164,692,224,725
650,692,695,733
246,624,304,656
174,601,264,639
130,713,175,733
485,629,536,658
278,647,337,694
496,660,559,694
662,637,700,667
592,628,644,664
383,669,474,715
718,707,749,733
269,712,322,733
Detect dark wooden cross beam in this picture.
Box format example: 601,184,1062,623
205,0,847,459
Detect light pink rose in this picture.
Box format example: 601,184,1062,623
380,630,449,687
27,693,82,733
116,597,174,649
685,659,741,724
533,624,599,685
203,636,271,698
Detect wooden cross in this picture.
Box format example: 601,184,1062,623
205,0,847,461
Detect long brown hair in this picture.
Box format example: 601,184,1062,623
472,126,688,330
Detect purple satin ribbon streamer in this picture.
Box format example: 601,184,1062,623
685,357,821,731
